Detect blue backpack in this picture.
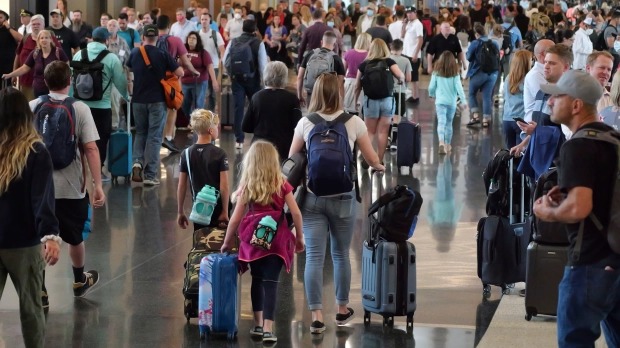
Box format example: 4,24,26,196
306,113,355,196
33,95,77,170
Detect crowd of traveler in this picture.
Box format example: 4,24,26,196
1,0,620,346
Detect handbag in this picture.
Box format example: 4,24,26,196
139,46,183,110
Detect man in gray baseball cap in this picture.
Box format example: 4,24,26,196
534,69,620,348
540,69,603,130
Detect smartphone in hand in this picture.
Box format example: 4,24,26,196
513,117,527,124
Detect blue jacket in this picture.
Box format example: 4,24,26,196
429,74,467,108
466,37,499,78
502,82,525,121
518,125,562,180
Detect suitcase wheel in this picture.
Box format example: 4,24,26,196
482,284,491,297
525,312,533,321
125,175,130,183
363,310,371,325
382,316,394,327
406,314,414,330
112,176,118,184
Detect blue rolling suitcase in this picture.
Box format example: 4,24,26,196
108,100,132,184
396,119,421,171
198,253,239,340
361,172,417,330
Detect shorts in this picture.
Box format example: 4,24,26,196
410,59,420,82
55,195,91,246
362,95,394,118
393,92,407,116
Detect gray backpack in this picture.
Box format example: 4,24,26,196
303,48,336,93
571,127,620,259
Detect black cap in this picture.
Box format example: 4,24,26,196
143,24,159,37
243,19,257,33
20,9,34,17
613,6,620,18
405,6,416,12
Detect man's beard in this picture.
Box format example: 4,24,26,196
72,21,82,32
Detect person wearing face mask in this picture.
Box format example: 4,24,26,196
573,16,595,70
225,7,244,41
356,3,377,34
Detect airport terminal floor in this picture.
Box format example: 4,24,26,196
0,74,545,348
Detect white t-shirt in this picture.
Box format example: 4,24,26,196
403,19,423,58
170,20,198,43
29,93,100,200
200,28,225,66
294,111,367,150
225,19,244,40
388,20,404,41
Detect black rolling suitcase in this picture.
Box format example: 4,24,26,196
524,242,568,321
220,76,235,127
531,168,569,245
396,120,421,172
477,158,529,295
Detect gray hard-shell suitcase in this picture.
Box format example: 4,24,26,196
361,171,416,330
524,242,568,321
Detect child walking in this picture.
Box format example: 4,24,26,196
428,51,468,154
177,109,230,231
221,141,305,343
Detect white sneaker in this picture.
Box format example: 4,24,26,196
235,142,243,149
143,178,160,186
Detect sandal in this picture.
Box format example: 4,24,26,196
466,117,480,127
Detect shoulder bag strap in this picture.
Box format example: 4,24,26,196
139,46,153,69
185,147,196,200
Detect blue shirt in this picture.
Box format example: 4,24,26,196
466,37,499,78
502,82,525,121
501,23,522,49
118,28,141,48
428,74,467,108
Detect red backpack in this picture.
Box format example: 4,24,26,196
420,17,433,42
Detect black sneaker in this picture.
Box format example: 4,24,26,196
162,139,179,153
73,270,100,297
336,308,354,326
250,326,263,337
41,290,49,309
310,320,326,334
263,332,277,343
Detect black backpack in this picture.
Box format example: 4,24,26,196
595,22,616,51
368,185,423,243
502,25,515,56
530,168,569,245
33,95,78,170
476,39,499,73
225,37,258,81
70,49,110,101
361,59,394,100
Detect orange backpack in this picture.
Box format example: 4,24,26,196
139,46,183,110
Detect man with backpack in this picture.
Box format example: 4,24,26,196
465,23,500,128
595,7,620,51
222,19,268,150
117,13,141,48
71,27,128,182
501,15,523,76
30,60,106,307
533,69,620,348
296,30,345,108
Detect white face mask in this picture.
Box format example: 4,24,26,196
327,21,334,27
367,10,374,16
234,13,241,19
614,41,620,51
586,28,593,35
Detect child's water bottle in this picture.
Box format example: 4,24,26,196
190,185,220,225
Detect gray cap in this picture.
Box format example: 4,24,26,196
540,70,603,106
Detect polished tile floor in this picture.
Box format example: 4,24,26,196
0,82,510,348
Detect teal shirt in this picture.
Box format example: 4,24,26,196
71,42,129,109
428,74,467,108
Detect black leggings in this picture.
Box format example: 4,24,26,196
91,108,112,166
250,255,283,321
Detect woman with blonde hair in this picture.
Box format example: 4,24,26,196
502,50,533,148
289,73,383,334
300,5,312,27
343,32,371,114
355,38,404,165
0,87,60,348
221,140,304,343
2,29,69,97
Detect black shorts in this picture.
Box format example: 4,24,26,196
410,59,421,82
55,195,90,246
393,92,407,116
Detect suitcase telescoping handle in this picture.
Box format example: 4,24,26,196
508,158,525,225
126,96,131,132
368,170,384,243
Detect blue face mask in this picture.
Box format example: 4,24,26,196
327,21,334,27
367,9,374,16
614,41,620,52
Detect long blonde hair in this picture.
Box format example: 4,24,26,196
507,50,533,94
354,32,372,51
365,38,390,61
309,73,342,114
0,88,42,195
237,141,285,205
300,6,312,24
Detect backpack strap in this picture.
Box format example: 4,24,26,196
128,28,135,47
184,146,196,200
93,49,110,64
80,49,89,62
212,29,220,59
306,112,323,125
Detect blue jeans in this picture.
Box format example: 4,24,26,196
132,102,167,180
502,120,522,149
206,68,219,111
231,77,261,143
181,80,208,118
436,103,457,144
302,190,356,310
557,258,620,347
468,71,498,120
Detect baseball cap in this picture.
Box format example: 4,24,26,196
92,27,110,40
50,9,63,16
612,6,620,18
405,6,416,12
143,24,158,37
20,9,34,17
583,17,595,26
539,70,603,107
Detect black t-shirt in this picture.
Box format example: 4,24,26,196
366,27,393,46
558,122,620,266
0,26,17,75
300,47,346,75
468,8,487,27
242,88,302,162
357,57,397,74
427,34,462,62
48,26,79,59
180,143,229,226
127,45,180,103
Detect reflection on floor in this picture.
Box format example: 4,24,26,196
0,91,511,348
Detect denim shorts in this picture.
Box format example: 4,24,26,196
362,95,395,118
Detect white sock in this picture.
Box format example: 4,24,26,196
165,136,173,141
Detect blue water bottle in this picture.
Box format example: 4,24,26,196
190,185,219,225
